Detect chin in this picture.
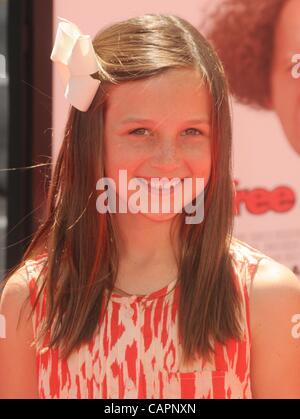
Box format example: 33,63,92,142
139,211,180,222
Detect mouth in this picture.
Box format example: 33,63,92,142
134,177,184,191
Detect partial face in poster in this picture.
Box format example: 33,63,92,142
270,0,300,155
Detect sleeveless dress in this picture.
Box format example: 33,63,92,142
24,237,271,399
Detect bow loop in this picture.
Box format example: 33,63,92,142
51,17,101,112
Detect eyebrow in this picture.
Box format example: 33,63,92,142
119,117,210,125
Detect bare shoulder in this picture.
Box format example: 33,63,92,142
250,258,300,331
0,264,32,339
250,257,300,312
0,264,39,398
1,265,29,304
1,254,47,312
0,264,31,313
249,257,300,398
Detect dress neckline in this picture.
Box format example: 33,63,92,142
105,277,179,303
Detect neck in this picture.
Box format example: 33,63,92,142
113,212,181,263
110,212,181,294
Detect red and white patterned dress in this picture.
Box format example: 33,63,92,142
23,238,270,399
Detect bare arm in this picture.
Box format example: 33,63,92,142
0,267,39,398
250,258,300,398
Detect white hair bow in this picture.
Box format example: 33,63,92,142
50,17,101,112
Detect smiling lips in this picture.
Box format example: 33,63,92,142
134,177,184,194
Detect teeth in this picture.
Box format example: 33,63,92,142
151,180,181,189
136,178,182,189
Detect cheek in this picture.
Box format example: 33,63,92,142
193,163,211,190
104,139,148,179
271,70,298,111
185,142,211,182
270,73,300,138
104,138,124,180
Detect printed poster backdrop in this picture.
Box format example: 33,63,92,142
52,0,300,277
203,0,300,277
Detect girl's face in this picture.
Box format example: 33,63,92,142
271,0,300,155
103,67,212,222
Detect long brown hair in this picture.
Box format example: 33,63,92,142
3,14,244,366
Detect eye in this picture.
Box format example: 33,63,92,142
182,128,205,136
129,128,151,136
128,127,207,137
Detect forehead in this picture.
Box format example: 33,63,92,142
104,67,211,122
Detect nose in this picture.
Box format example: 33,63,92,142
150,138,181,171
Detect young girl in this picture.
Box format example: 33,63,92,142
0,14,300,399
